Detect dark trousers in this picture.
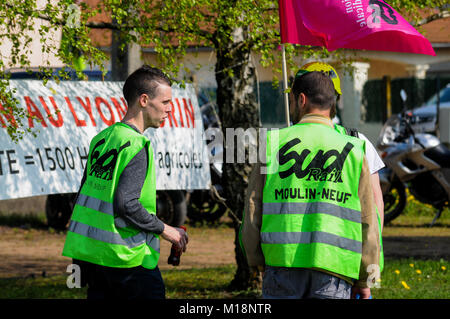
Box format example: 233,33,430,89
74,259,165,299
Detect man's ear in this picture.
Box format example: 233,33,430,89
298,93,307,109
138,93,148,108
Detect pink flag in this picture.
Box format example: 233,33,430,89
279,0,436,56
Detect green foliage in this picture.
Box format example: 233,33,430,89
0,0,447,141
0,0,107,142
388,0,448,22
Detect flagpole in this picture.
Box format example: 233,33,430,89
281,44,290,127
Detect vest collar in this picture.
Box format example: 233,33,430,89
120,121,142,134
298,114,334,128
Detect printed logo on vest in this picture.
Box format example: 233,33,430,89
277,138,354,183
89,138,131,180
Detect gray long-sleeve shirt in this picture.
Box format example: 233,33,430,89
77,123,165,235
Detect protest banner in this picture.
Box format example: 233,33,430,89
0,80,210,200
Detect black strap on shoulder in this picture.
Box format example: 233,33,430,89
344,127,359,138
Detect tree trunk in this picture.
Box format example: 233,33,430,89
111,16,142,81
215,28,261,290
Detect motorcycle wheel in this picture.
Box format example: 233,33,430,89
45,193,76,230
383,181,407,225
186,189,228,223
156,190,187,227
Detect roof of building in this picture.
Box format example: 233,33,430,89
421,16,450,44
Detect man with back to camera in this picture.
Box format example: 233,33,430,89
63,65,188,299
297,62,385,229
295,63,385,273
240,69,380,299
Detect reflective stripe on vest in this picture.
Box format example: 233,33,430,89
76,193,113,216
261,231,362,254
262,201,361,223
73,193,160,252
68,220,160,252
76,193,136,230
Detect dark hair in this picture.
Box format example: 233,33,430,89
122,65,171,106
291,71,336,112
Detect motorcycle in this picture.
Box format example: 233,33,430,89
377,90,450,226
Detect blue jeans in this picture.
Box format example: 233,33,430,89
262,266,352,299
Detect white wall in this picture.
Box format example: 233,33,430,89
0,0,64,70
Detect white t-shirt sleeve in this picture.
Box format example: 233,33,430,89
358,132,385,174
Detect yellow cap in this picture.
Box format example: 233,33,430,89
295,62,341,96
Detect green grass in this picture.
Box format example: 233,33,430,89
1,260,448,299
382,195,450,237
391,190,450,226
375,199,450,299
0,275,87,299
0,265,257,299
0,211,47,229
372,258,449,299
163,265,259,299
0,199,448,299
